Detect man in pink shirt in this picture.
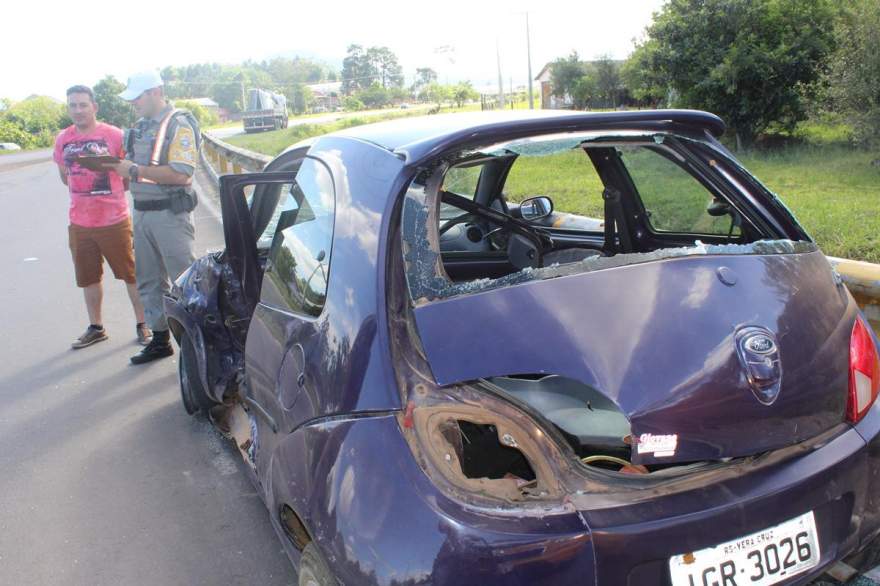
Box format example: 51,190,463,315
54,85,151,349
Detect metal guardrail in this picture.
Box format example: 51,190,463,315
198,131,880,333
829,257,880,331
202,131,272,175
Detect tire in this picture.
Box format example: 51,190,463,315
178,331,215,416
298,543,335,586
845,533,880,573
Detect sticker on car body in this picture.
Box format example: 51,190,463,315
636,433,678,457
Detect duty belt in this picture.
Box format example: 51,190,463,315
134,198,172,211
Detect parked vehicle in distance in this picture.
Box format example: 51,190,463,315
243,88,288,133
0,142,22,151
166,110,880,585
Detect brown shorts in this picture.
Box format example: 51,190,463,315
68,218,136,287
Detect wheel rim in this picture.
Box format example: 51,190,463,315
178,342,197,414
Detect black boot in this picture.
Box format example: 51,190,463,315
130,329,174,365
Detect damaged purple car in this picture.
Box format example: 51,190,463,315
164,110,880,586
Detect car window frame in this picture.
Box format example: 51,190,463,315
259,155,337,319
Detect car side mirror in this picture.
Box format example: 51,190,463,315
520,196,553,221
706,198,732,217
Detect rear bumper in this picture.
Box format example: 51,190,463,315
271,406,880,585
582,405,880,585
243,116,277,130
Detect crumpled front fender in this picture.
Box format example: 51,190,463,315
164,252,241,404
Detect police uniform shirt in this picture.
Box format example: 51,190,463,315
127,104,198,201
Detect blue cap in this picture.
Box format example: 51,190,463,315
119,70,164,101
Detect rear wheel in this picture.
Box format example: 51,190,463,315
298,543,335,586
178,331,215,416
844,533,880,573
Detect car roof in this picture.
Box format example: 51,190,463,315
330,109,725,166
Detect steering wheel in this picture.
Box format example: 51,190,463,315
440,192,552,268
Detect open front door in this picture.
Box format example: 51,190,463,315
218,172,300,315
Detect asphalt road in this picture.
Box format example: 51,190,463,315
0,159,296,585
0,148,53,172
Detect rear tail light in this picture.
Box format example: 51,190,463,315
847,316,880,423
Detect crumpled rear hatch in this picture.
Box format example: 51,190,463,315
411,249,853,465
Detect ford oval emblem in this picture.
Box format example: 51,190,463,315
735,327,783,405
745,334,776,354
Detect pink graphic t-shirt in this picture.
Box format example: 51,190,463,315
54,123,128,228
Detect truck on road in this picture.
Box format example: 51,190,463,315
243,88,288,133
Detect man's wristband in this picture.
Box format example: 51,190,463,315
128,164,139,181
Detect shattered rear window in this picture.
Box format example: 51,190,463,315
400,132,816,305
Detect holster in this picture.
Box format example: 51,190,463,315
169,188,198,214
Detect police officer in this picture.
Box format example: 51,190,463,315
107,71,201,364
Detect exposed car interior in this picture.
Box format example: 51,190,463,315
431,134,770,283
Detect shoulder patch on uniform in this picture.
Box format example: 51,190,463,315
168,125,196,165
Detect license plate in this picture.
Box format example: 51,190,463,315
669,511,820,586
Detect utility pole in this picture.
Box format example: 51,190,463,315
496,39,505,109
526,12,534,109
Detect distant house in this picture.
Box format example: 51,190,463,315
535,63,570,110
306,82,342,112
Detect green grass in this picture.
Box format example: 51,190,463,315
500,143,880,263
739,146,880,262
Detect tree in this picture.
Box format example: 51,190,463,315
621,39,668,107
342,96,365,112
288,84,314,114
571,74,599,110
412,68,437,95
425,82,452,107
342,45,376,94
3,96,67,147
0,118,34,148
594,55,622,108
825,0,880,146
342,45,404,94
452,82,478,107
550,52,586,104
633,0,837,149
173,100,219,127
93,76,132,128
356,83,390,108
367,47,403,88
